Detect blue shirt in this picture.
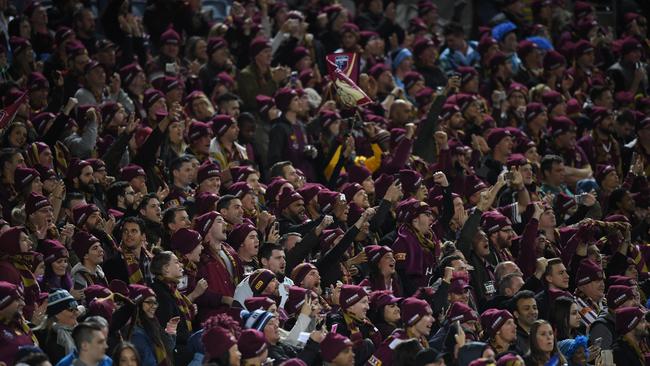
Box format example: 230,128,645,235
55,351,112,366
439,41,481,73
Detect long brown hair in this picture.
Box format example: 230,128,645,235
527,320,566,366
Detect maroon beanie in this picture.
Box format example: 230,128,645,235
480,308,514,338
26,192,52,217
549,116,576,136
277,188,304,212
341,183,364,202
265,178,291,204
71,231,100,260
575,258,604,286
347,164,372,185
249,36,271,59
211,114,236,137
203,326,238,360
197,161,221,184
207,37,228,55
364,245,392,265
40,239,68,264
0,227,25,256
401,297,432,326
188,121,212,142
481,211,512,234
447,301,478,323
238,329,268,360
227,222,258,251
84,285,112,303
193,211,221,239
290,263,317,285
244,297,276,312
606,285,635,309
171,228,202,255
120,164,146,182
249,269,276,295
274,88,298,113
320,332,353,362
486,128,512,149
119,63,143,87
256,95,276,116
128,284,156,303
160,26,181,45
615,307,645,335
195,192,220,217
143,89,165,111
284,286,311,316
72,203,100,227
0,281,23,310
399,169,423,196
297,183,322,203
317,190,345,213
339,285,367,310
230,166,256,183
227,182,253,199
14,167,40,191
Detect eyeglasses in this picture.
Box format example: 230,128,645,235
143,300,159,306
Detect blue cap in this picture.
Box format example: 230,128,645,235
492,22,517,42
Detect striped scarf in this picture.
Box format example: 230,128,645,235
152,338,171,366
9,252,39,299
120,244,151,285
405,224,440,262
158,277,194,333
3,315,39,345
343,311,382,348
406,327,429,348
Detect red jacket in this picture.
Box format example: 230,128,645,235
0,260,39,320
195,244,244,323
0,320,36,365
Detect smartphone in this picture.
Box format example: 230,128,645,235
273,221,279,232
169,316,181,324
504,171,514,181
165,63,177,75
575,193,588,205
290,71,298,87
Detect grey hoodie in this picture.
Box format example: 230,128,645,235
71,262,106,289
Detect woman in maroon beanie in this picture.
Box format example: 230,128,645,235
326,284,383,365
359,245,403,296
149,249,195,364
125,284,177,366
37,239,74,295
368,290,403,339
0,226,41,322
169,227,208,302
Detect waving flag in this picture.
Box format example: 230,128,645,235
326,52,360,83
0,91,27,129
326,53,372,108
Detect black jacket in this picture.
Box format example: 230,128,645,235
613,336,644,366
151,278,193,365
325,312,378,366
589,310,616,350
267,339,321,366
